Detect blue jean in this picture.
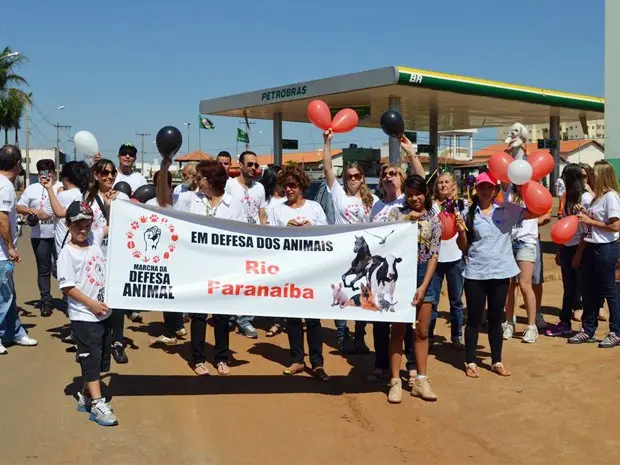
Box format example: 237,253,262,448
559,245,579,324
429,259,464,341
581,242,620,337
0,261,26,343
235,315,255,327
335,320,366,343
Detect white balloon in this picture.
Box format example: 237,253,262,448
74,131,99,157
507,159,533,186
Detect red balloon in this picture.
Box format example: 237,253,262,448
307,100,332,131
488,152,513,184
228,167,241,178
439,212,458,240
550,215,578,244
331,109,359,133
521,180,552,215
528,150,555,181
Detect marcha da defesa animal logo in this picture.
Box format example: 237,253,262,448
126,213,179,263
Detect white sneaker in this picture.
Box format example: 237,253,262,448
535,313,549,330
502,321,515,340
0,342,7,355
13,335,38,346
522,325,538,344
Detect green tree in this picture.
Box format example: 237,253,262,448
0,47,29,146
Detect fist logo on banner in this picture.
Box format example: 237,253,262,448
126,214,178,263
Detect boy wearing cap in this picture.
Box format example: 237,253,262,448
57,200,117,426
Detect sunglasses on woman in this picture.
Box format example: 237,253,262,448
284,182,300,189
382,170,398,179
99,169,117,177
347,173,363,181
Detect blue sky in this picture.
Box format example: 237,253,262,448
3,0,604,163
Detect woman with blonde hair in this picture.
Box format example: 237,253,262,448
322,130,376,353
429,171,465,349
570,160,620,347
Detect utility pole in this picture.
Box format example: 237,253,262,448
25,102,30,186
136,132,151,175
54,122,71,168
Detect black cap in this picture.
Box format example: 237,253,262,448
118,143,138,157
66,201,94,223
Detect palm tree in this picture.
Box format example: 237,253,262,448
0,47,29,146
0,47,28,98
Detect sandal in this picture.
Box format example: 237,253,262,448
216,361,231,376
311,367,331,382
265,324,282,338
491,362,511,377
283,363,305,376
193,362,210,376
464,363,480,378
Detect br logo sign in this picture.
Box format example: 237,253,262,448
126,213,179,263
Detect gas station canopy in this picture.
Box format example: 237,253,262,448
199,66,604,131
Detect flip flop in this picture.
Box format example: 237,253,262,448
265,324,282,337
464,363,480,378
193,362,210,376
283,363,305,376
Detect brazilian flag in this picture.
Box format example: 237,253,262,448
199,116,215,130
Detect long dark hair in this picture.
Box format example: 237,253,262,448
85,159,116,205
465,194,479,247
259,165,281,202
60,161,91,194
404,174,432,211
562,163,585,216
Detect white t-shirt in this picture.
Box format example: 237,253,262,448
432,202,462,263
566,192,594,247
327,181,373,224
57,228,108,322
115,171,147,194
174,191,246,222
172,184,190,205
0,174,18,261
17,181,62,239
92,192,130,257
511,217,538,245
584,191,620,244
556,178,566,198
46,187,84,255
270,200,328,227
370,194,407,223
225,177,266,224
265,196,287,225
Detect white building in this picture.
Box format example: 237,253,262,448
497,120,605,144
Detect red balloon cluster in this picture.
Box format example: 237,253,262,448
307,100,359,133
488,150,555,215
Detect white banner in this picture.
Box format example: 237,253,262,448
104,200,418,323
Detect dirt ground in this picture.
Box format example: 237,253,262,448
1,219,618,465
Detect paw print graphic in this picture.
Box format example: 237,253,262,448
89,277,95,284
152,256,160,263
168,244,176,252
160,218,168,224
139,216,148,223
133,251,141,259
131,221,139,230
150,214,158,223
169,225,175,233
142,256,150,263
126,232,134,239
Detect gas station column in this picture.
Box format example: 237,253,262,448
388,96,401,164
273,112,283,166
549,115,560,196
606,0,620,178
429,108,439,172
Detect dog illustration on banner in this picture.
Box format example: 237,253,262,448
335,235,401,312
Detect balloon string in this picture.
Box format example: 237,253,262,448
426,168,439,185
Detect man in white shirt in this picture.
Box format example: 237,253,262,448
0,145,38,354
172,163,197,205
115,144,147,194
225,151,267,339
16,159,62,317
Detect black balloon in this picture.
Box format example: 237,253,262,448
113,181,132,198
380,111,405,138
132,184,156,203
156,126,183,158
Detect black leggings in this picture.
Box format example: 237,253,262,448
463,278,510,365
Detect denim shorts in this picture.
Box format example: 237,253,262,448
513,240,537,263
515,240,544,285
418,261,439,304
